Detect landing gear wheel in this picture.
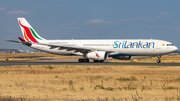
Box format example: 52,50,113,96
157,60,161,63
157,55,161,63
78,59,89,63
93,60,99,63
78,59,84,62
93,60,104,63
84,59,89,62
99,60,104,62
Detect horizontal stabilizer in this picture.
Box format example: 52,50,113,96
6,40,21,43
6,40,32,46
18,37,26,42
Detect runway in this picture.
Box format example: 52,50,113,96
1,59,180,66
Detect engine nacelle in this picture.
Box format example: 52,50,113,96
112,56,131,60
86,51,108,60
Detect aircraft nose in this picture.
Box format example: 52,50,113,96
174,46,178,51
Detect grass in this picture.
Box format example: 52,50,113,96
0,53,83,61
116,76,137,81
0,65,180,100
0,53,81,58
47,65,53,69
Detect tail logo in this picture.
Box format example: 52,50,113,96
19,20,42,43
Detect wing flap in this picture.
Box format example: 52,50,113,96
50,46,59,49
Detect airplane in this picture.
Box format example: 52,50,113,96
7,18,178,63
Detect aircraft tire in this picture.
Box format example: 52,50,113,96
84,59,89,62
78,59,89,62
93,60,104,63
99,60,104,62
78,59,84,62
157,60,161,63
93,60,99,63
85,59,89,62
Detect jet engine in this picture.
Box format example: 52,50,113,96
112,56,131,60
86,51,108,60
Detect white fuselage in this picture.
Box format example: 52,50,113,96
13,18,178,62
30,39,178,57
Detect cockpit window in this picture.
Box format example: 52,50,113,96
167,44,174,46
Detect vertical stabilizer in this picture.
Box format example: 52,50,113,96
17,18,46,43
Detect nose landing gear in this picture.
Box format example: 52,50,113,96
157,56,161,63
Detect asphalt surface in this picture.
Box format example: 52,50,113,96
1,59,180,66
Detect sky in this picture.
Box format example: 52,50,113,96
1,0,180,50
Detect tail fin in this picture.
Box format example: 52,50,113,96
17,18,46,43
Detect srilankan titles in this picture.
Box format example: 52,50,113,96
113,41,155,49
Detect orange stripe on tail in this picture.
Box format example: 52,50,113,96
24,30,30,42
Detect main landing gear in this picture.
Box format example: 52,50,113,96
78,58,89,62
93,60,104,63
157,55,161,63
78,59,104,63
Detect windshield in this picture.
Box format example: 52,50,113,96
167,44,174,46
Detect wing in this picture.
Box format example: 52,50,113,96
6,40,114,53
35,42,113,53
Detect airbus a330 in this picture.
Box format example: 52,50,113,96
7,18,178,63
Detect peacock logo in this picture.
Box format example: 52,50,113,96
95,53,100,58
19,20,43,43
